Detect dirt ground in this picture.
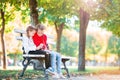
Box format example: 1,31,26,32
70,74,120,80
56,74,120,80
30,74,120,80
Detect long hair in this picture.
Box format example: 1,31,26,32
26,26,36,38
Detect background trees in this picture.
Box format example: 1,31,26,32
75,0,120,71
94,0,120,36
107,35,120,69
61,35,78,57
0,0,27,69
0,1,16,69
86,35,101,63
0,0,120,71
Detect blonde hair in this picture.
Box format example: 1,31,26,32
26,26,36,38
36,24,45,30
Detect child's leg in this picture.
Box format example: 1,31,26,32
56,52,62,74
50,51,57,72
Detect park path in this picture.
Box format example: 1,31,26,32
57,74,120,80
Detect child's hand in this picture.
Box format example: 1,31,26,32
36,46,40,50
39,44,44,48
36,44,44,50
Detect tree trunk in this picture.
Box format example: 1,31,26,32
78,8,90,71
29,0,39,26
0,9,7,69
54,22,64,52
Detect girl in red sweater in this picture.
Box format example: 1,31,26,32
33,24,65,79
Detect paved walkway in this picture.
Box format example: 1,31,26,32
30,74,120,80
57,74,120,80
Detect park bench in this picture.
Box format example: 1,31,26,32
14,29,70,78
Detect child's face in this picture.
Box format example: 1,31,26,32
29,30,36,37
37,29,44,35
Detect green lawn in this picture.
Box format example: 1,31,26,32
0,66,119,79
0,69,43,80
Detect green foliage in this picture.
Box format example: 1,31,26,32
0,1,30,32
86,35,101,55
0,3,15,33
93,0,120,36
73,19,80,32
61,36,78,57
73,0,120,37
37,0,74,26
7,53,23,60
5,26,14,33
108,35,120,54
20,7,30,23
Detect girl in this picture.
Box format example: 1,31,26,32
33,24,65,79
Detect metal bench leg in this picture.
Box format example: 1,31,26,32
38,59,49,79
19,58,31,77
63,61,70,78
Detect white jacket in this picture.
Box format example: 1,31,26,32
22,36,36,54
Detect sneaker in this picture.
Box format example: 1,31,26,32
46,68,55,75
59,74,65,79
52,73,60,79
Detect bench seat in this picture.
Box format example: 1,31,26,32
23,54,45,57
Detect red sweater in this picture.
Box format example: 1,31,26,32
32,32,47,50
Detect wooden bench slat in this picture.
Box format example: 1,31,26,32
23,54,45,57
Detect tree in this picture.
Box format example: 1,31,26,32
0,0,40,69
73,0,119,71
107,35,120,70
0,0,25,69
29,0,39,26
91,0,120,67
0,8,6,69
73,0,97,71
61,36,78,57
93,0,120,36
86,35,101,64
0,2,15,69
78,8,90,71
37,0,74,52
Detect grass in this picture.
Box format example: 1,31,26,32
68,66,120,75
0,66,120,79
0,69,44,80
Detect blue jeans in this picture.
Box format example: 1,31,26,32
50,51,62,74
